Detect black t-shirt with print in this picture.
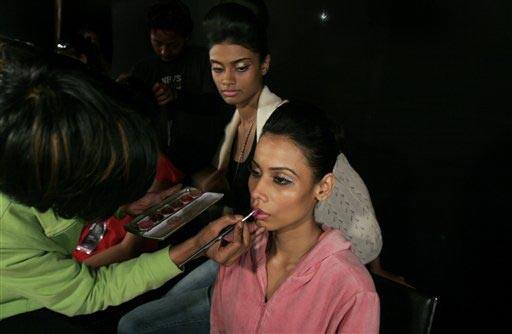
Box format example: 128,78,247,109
131,46,215,99
132,46,231,175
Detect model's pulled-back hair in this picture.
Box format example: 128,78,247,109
262,102,340,181
203,1,269,60
147,0,193,38
0,59,158,221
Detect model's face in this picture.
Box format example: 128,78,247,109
150,29,186,62
209,42,269,108
249,134,321,232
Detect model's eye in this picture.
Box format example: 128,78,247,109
236,65,250,72
273,176,292,185
211,66,224,74
248,164,261,177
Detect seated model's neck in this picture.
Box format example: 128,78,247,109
269,219,322,265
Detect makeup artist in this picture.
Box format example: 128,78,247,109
0,47,260,331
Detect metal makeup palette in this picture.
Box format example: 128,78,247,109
125,187,224,240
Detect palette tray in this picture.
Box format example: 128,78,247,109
125,187,223,240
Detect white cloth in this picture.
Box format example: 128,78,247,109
315,154,382,264
215,86,285,171
215,86,382,264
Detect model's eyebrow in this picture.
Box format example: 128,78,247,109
210,57,252,65
269,167,299,177
251,160,299,177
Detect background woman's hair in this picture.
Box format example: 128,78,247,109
262,102,340,181
0,58,158,221
203,1,269,60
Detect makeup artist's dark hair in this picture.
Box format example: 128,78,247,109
262,102,340,181
147,0,193,38
0,59,158,221
1,35,43,71
203,1,269,61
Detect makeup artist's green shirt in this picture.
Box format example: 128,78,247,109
0,192,182,320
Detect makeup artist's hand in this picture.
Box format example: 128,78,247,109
199,215,265,266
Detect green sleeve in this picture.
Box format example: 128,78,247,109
1,194,183,317
2,246,182,316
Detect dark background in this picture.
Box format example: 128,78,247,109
1,0,510,331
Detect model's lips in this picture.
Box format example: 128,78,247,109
221,90,240,97
252,208,270,221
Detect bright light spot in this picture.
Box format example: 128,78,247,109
57,43,66,49
319,11,329,22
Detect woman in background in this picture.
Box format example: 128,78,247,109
201,1,382,261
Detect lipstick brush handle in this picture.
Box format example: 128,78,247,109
179,223,240,268
178,231,227,269
178,210,256,269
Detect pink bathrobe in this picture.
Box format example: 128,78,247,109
211,225,380,333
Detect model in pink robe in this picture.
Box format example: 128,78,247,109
211,225,380,333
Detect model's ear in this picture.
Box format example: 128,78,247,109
314,173,334,202
261,54,271,76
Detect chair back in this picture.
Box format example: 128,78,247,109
372,274,439,334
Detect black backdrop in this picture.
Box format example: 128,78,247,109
1,0,510,331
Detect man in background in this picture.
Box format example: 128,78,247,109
129,0,230,176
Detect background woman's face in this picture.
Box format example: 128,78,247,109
249,134,319,232
209,43,268,108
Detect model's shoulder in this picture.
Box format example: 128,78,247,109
319,247,376,294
